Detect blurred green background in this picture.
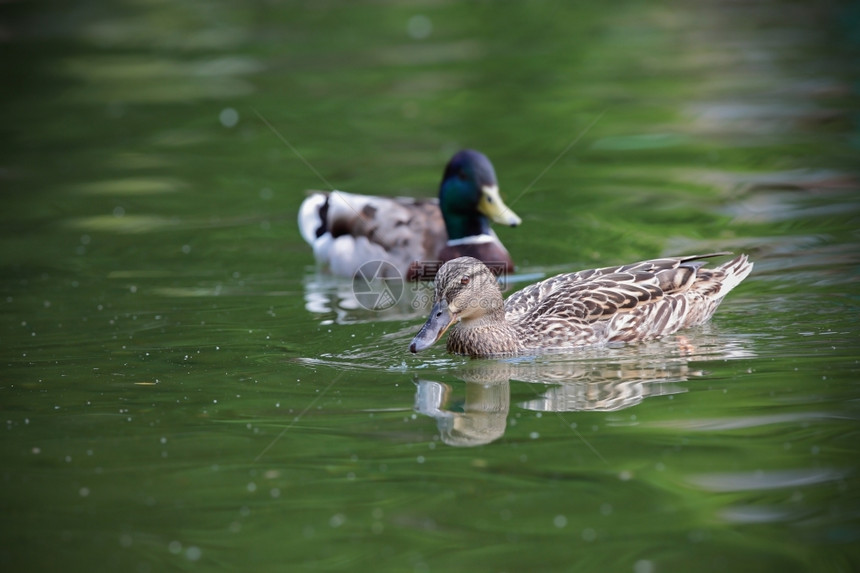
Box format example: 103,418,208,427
2,0,859,571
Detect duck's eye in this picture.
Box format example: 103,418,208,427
486,195,493,203
460,276,471,286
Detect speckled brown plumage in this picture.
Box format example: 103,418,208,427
410,253,753,358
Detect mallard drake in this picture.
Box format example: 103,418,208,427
298,150,521,280
410,253,753,358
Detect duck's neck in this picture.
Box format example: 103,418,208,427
442,210,491,241
439,179,490,240
446,310,522,358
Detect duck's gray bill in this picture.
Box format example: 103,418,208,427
409,300,454,353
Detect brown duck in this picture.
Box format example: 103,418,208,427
410,253,753,358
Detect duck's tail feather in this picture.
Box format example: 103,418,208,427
298,192,329,245
711,254,754,299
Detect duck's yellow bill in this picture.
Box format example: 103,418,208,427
478,185,521,227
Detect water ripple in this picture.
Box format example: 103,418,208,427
650,411,851,431
717,505,809,524
685,468,848,492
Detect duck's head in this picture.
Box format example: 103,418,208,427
410,257,504,353
439,150,521,240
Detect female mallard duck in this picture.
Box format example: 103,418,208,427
410,253,753,358
298,150,521,280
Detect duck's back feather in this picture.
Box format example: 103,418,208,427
299,191,447,276
505,253,753,349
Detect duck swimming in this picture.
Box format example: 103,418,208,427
410,253,753,358
298,150,521,280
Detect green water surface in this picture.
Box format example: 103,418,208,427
2,0,859,571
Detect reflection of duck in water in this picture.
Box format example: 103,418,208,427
415,361,686,446
413,357,690,447
410,253,753,358
298,150,521,280
302,267,438,325
414,376,510,448
413,336,756,447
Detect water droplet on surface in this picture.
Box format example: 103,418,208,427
407,15,432,39
185,546,202,561
329,513,346,528
581,527,596,541
219,107,239,128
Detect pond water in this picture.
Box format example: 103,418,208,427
2,0,859,571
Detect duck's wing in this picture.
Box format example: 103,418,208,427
505,254,752,347
600,254,753,342
299,191,447,275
